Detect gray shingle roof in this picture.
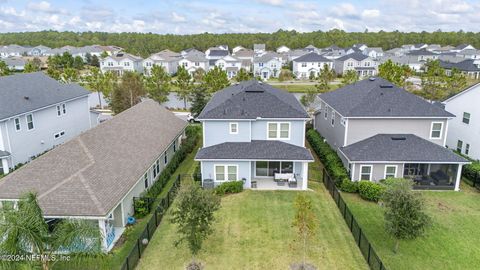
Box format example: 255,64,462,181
293,52,331,63
407,49,438,56
0,72,90,120
340,134,468,163
336,52,369,61
198,80,309,119
439,59,480,72
208,50,229,57
196,140,314,161
253,52,281,63
0,100,187,217
318,77,454,118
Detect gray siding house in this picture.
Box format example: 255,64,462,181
0,100,187,251
195,80,314,190
0,72,93,175
314,77,469,190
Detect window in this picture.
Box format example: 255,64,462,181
14,118,21,131
360,165,372,181
331,111,335,126
463,112,470,124
466,144,470,155
259,63,264,67
340,117,346,126
62,104,66,114
26,114,34,130
107,62,113,66
430,122,443,139
54,131,65,139
229,122,238,134
164,154,168,164
57,105,61,116
385,166,397,179
267,122,290,139
214,165,238,182
256,161,293,177
301,62,307,67
173,141,176,152
195,62,200,66
57,104,66,116
144,173,149,189
153,160,160,178
457,140,463,152
124,62,130,66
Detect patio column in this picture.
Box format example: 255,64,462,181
454,164,463,191
1,158,9,174
98,219,108,251
302,162,308,190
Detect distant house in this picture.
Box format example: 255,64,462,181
444,83,480,160
285,49,309,62
232,46,246,54
452,44,476,53
379,56,424,72
292,52,333,79
276,46,290,53
0,100,187,251
456,49,480,60
233,49,254,72
0,45,27,57
439,59,480,79
215,55,243,79
195,80,314,190
304,45,318,53
100,52,144,75
313,77,469,190
334,52,378,77
0,56,26,71
363,47,384,59
253,44,266,55
179,50,209,75
27,45,51,56
406,48,439,62
253,52,282,79
352,44,368,51
0,72,93,174
206,47,229,60
143,49,181,75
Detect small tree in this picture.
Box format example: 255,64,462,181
192,68,205,82
378,60,411,87
382,178,431,253
234,68,251,82
145,65,171,104
84,67,117,108
190,85,209,117
300,88,318,113
292,193,317,269
111,71,145,113
174,65,194,109
341,70,359,86
204,66,230,93
24,60,40,73
91,55,100,67
315,64,336,93
0,60,11,76
100,51,109,58
171,183,220,269
309,71,316,80
279,69,293,81
421,60,448,100
73,56,84,70
60,67,79,83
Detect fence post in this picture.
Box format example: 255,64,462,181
358,228,362,245
367,243,371,264
126,258,129,270
137,239,141,258
147,224,150,239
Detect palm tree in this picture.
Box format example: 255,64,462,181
0,193,105,270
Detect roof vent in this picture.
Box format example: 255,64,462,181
258,81,263,84
391,136,406,141
380,84,393,88
369,77,376,81
24,96,30,100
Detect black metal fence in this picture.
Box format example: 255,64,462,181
322,168,387,270
463,171,480,190
120,174,181,270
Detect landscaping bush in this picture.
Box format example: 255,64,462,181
463,161,480,182
214,181,244,195
306,129,349,186
358,181,385,202
340,179,358,193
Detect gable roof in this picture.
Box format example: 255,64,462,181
293,52,331,63
454,44,474,50
439,59,480,72
407,48,438,56
208,49,229,57
318,77,454,118
253,52,281,63
340,134,468,163
0,72,90,121
336,52,369,61
0,100,187,217
198,80,309,119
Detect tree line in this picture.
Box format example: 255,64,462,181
1,29,480,57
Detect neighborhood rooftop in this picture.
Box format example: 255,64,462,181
198,80,309,119
294,52,332,62
196,140,314,161
0,100,187,217
340,134,469,163
0,72,90,120
319,77,455,118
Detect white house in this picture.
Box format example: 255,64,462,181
334,52,378,77
100,52,144,75
444,83,480,160
276,46,290,53
0,56,26,71
0,72,93,175
143,49,181,75
292,52,333,79
215,55,242,79
253,52,282,80
232,46,246,54
179,51,209,75
363,47,384,59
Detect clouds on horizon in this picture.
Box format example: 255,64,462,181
0,0,479,34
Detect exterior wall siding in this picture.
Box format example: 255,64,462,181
251,120,305,147
203,121,251,147
352,163,404,182
314,106,346,149
201,161,251,188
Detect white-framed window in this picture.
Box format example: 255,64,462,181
57,105,61,116
144,173,149,189
14,118,21,131
26,114,34,130
360,165,373,181
56,103,67,116
384,165,397,179
457,140,463,152
466,144,470,155
331,111,335,126
62,104,66,114
195,62,200,66
124,61,130,66
153,159,160,178
430,122,443,139
301,62,307,67
324,106,328,119
54,131,65,139
173,141,176,152
259,63,264,67
267,122,290,140
229,122,238,134
214,165,238,182
107,62,113,66
463,112,470,124
164,154,168,164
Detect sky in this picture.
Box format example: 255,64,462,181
0,0,479,34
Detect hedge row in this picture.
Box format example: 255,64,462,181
135,125,201,217
463,161,480,182
306,129,349,186
214,181,244,195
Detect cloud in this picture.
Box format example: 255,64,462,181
362,9,380,18
256,0,283,6
171,12,186,22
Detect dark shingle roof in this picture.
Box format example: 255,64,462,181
407,48,437,56
336,52,369,61
0,100,187,217
439,59,480,72
0,72,90,120
198,80,309,119
319,77,454,118
340,134,468,163
208,49,229,57
454,44,474,50
196,140,314,161
294,52,331,63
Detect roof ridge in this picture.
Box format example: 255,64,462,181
262,85,309,117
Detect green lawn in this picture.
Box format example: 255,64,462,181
342,183,480,270
136,154,368,269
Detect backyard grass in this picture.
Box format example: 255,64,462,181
342,183,480,270
136,152,368,270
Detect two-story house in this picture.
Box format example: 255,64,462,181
314,77,469,190
444,83,480,160
179,51,209,75
0,72,93,175
215,55,242,79
100,52,144,75
292,52,333,79
253,53,282,80
143,49,181,76
195,80,314,190
406,48,439,62
334,52,378,77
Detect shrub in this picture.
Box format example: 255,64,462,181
340,179,358,193
463,161,480,181
215,181,244,195
358,181,385,202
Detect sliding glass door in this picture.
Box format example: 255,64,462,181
255,161,293,177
